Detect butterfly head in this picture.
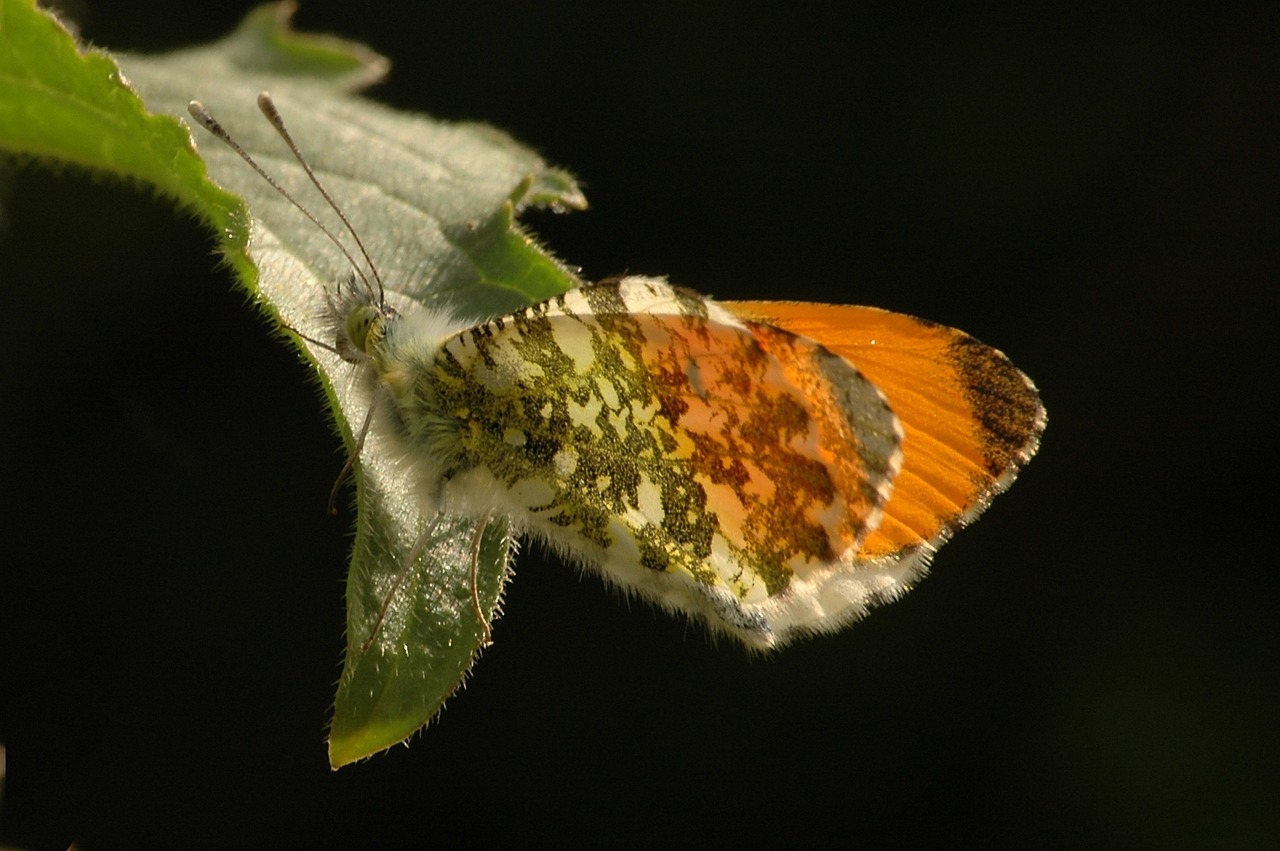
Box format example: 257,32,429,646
325,276,401,365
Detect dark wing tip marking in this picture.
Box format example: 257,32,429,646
948,335,1045,478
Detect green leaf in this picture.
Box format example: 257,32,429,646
0,0,587,767
0,0,243,242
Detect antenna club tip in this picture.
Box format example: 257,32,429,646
187,101,218,130
258,92,281,119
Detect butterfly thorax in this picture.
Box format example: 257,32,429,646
366,307,485,489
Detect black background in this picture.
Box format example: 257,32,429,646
2,1,1276,848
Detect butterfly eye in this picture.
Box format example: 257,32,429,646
346,305,382,354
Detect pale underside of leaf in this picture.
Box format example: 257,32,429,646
106,5,586,765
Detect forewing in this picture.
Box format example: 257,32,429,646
724,301,1045,561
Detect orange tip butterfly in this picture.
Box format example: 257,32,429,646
189,94,1045,651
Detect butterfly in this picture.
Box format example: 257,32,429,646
189,94,1045,652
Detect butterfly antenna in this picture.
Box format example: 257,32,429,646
186,99,379,302
255,93,387,305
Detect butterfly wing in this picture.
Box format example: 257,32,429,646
723,301,1046,563
411,280,1043,648
424,278,909,648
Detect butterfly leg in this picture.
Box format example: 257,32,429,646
357,510,446,656
328,394,378,515
469,513,494,647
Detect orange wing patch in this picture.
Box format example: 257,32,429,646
724,301,1045,559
